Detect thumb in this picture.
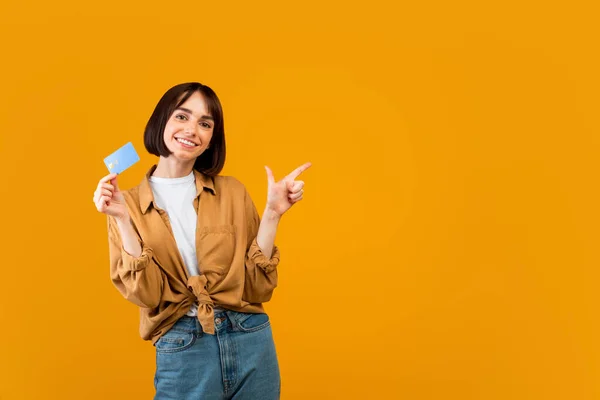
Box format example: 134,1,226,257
265,166,275,185
110,175,120,191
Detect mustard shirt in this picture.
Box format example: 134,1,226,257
107,165,280,344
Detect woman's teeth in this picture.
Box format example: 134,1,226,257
176,138,197,146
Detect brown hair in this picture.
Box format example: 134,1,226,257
144,82,226,176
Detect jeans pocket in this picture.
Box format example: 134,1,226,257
235,313,270,333
155,329,196,354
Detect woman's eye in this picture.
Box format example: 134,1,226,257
175,114,187,120
200,122,211,128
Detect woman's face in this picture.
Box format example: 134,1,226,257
163,91,214,163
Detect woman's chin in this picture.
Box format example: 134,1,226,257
167,152,200,163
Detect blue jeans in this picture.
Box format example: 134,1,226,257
154,310,280,400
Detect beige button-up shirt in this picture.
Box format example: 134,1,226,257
108,165,280,344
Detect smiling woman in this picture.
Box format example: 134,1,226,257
144,83,226,178
92,82,311,400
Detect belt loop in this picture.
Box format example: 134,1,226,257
194,316,203,335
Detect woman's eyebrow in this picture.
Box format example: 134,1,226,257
176,107,214,120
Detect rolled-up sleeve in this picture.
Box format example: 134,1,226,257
247,237,280,274
108,216,164,308
242,188,280,304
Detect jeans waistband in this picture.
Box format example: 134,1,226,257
175,309,249,333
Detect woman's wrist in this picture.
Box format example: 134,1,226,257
263,207,281,222
115,214,131,227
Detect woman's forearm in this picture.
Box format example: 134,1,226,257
116,217,143,257
256,207,281,259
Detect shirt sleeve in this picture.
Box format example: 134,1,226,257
108,216,164,308
242,187,280,304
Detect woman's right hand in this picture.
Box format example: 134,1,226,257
94,173,130,221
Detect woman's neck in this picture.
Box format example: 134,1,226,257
152,157,195,178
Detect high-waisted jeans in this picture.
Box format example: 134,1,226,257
154,310,280,400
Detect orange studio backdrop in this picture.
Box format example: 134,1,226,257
1,0,600,399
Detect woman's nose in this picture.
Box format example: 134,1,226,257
184,125,197,135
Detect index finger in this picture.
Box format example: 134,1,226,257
99,173,118,184
286,162,312,180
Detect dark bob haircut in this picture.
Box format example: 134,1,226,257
144,82,225,176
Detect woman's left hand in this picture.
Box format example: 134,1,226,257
265,162,312,217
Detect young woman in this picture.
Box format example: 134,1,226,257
93,82,310,399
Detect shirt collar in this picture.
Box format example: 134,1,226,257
139,164,216,214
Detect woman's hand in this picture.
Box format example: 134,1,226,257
264,162,311,217
93,173,130,221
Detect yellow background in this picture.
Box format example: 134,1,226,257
1,0,599,399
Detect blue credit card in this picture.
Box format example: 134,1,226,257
103,142,140,174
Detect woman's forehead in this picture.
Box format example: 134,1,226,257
177,91,211,117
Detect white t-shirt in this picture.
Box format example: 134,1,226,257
149,171,200,316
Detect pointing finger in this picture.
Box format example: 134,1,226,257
286,162,312,180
